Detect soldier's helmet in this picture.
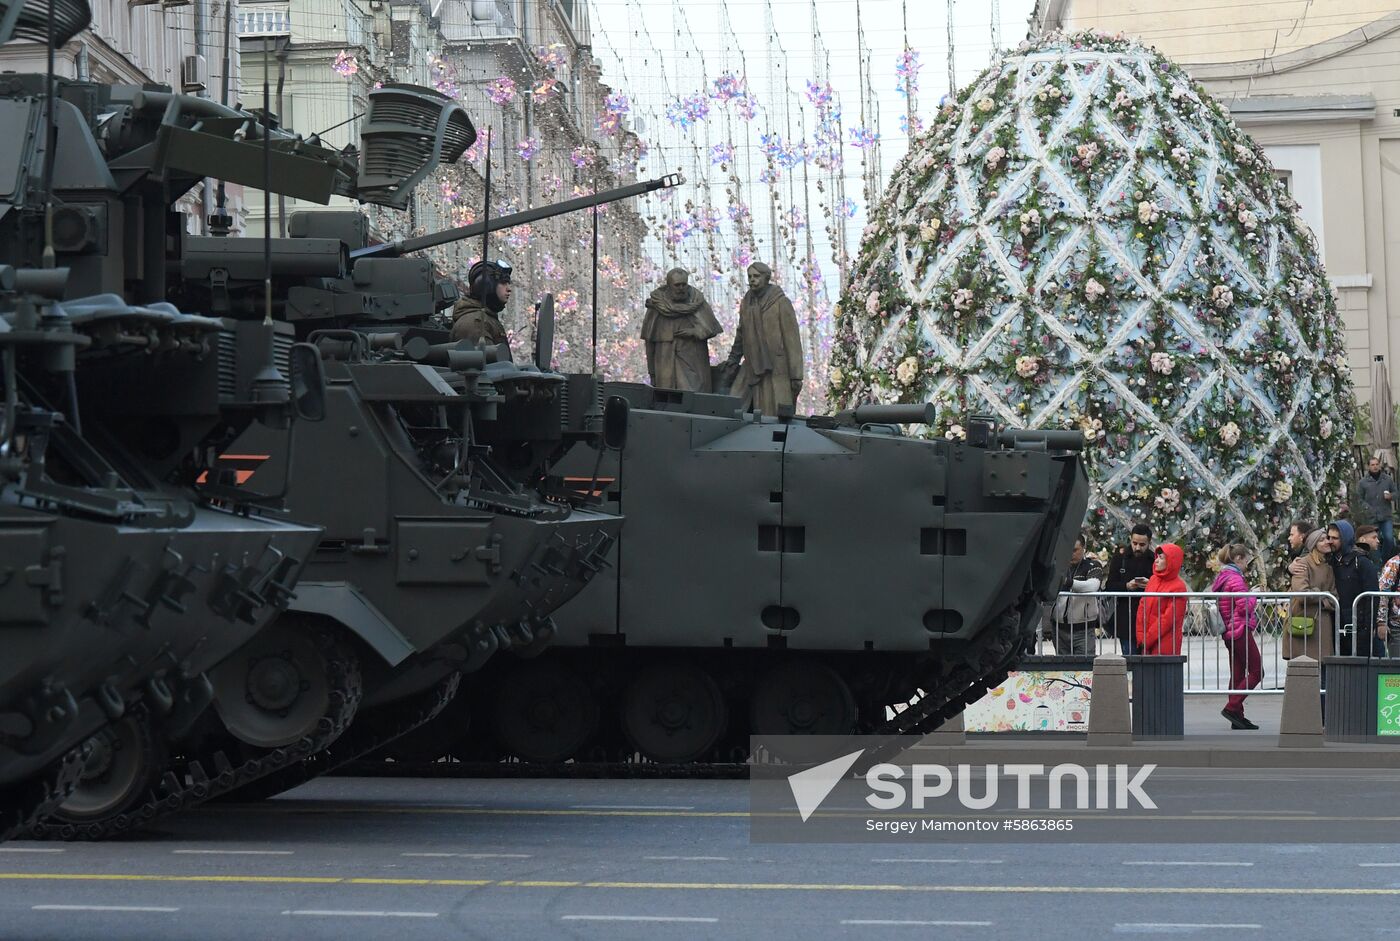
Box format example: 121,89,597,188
468,259,513,312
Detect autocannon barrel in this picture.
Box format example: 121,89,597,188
834,403,936,426
997,428,1087,452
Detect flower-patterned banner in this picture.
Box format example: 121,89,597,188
830,31,1358,585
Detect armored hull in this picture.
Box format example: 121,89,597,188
390,385,1087,766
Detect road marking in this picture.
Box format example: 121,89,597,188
1360,863,1400,867
1188,809,1315,816
33,905,178,913
233,804,1398,823
644,856,730,861
1122,862,1254,867
561,915,718,923
4,873,1400,896
1114,925,1261,932
0,848,63,853
570,804,695,811
173,850,294,856
871,859,1003,865
842,920,992,927
401,853,532,859
283,910,438,918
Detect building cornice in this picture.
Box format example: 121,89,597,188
1183,11,1400,80
1222,93,1376,124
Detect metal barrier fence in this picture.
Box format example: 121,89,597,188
1349,591,1400,660
1044,590,1339,695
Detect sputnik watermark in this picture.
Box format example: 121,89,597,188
786,749,1156,823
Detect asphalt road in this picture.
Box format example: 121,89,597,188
2,776,1398,940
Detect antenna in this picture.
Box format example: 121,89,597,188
263,36,272,324
212,0,234,234
480,126,492,265
40,0,57,269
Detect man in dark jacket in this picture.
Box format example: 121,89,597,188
1329,520,1380,657
1288,520,1314,559
450,259,514,356
1105,524,1154,656
1359,458,1397,559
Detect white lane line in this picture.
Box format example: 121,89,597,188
561,915,719,923
0,847,64,853
1122,861,1254,867
570,804,695,810
644,856,730,861
1189,809,1314,815
400,852,532,859
871,858,1004,864
282,910,439,918
172,849,294,856
1360,863,1400,867
842,920,992,927
1114,925,1261,933
33,905,179,913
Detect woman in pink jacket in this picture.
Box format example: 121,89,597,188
1210,544,1261,730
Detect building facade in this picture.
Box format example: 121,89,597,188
1032,1,1400,418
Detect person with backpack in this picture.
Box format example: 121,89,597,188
1210,544,1261,729
1328,520,1379,657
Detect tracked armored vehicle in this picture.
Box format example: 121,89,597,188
25,84,677,825
0,0,326,838
0,6,632,834
389,389,1088,767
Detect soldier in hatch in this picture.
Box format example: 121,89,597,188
450,258,514,355
642,267,723,392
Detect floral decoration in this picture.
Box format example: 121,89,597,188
829,31,1358,585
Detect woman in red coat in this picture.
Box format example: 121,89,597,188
1136,543,1188,655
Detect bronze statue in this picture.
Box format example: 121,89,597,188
723,262,804,412
641,268,723,392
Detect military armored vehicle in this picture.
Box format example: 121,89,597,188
383,389,1088,767
0,0,634,835
0,0,329,838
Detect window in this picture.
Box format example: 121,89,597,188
237,4,290,36
1275,169,1293,194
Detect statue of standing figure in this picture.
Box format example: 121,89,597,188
723,262,804,413
642,268,723,392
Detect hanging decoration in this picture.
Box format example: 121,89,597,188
331,50,358,77
486,76,516,106
514,137,539,161
830,31,1357,584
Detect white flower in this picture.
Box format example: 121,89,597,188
985,146,1006,169
917,152,936,170
1211,284,1234,309
1084,278,1106,302
1320,416,1334,439
1149,351,1174,375
976,97,994,113
1018,208,1040,235
1137,200,1160,224
1234,143,1255,164
1015,355,1040,378
1301,279,1316,299
1220,421,1241,447
952,288,975,310
945,423,967,440
918,222,939,242
829,366,844,386
1272,479,1294,503
1237,209,1258,230
1112,89,1133,111
1271,351,1292,371
896,356,920,385
866,292,880,315
1170,146,1191,165
1169,84,1186,100
1154,488,1181,512
1075,142,1100,165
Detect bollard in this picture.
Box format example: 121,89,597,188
1087,655,1132,747
1278,656,1325,748
924,710,965,744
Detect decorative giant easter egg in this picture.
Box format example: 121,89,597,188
830,31,1356,582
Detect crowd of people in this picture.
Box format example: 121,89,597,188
1045,459,1400,731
